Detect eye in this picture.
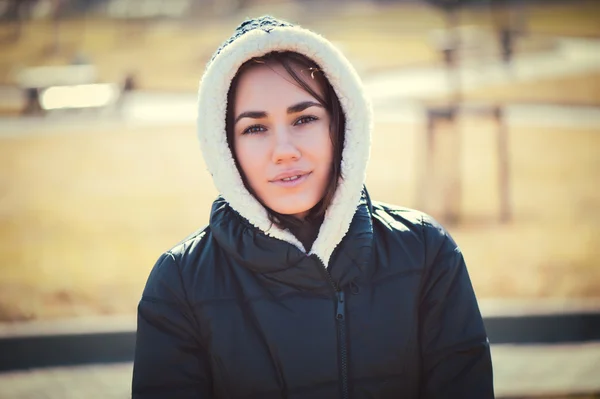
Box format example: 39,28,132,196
242,125,266,135
294,115,318,126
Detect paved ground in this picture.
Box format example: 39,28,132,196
492,343,600,398
0,362,132,399
0,342,599,398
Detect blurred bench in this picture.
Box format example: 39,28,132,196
16,64,120,115
418,2,517,224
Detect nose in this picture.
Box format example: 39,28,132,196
271,126,301,164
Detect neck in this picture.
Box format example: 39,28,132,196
288,216,323,253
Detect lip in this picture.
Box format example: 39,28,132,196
270,170,310,182
269,170,311,187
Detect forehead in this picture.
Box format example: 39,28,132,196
233,63,324,111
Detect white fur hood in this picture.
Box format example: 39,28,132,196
197,16,372,266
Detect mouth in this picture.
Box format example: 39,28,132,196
281,175,302,182
270,172,311,187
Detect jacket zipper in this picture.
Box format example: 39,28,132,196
312,255,350,399
336,289,349,399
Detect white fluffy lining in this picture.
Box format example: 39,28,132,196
197,25,372,267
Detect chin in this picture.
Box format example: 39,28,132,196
266,196,319,217
269,203,313,216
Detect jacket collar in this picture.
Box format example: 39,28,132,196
209,190,374,292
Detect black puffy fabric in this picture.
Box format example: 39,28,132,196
132,193,494,398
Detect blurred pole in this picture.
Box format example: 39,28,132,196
495,106,511,222
2,0,35,43
490,0,528,68
444,7,461,104
490,0,508,63
442,5,462,225
47,0,63,55
7,0,21,42
420,109,436,216
490,0,514,222
423,107,461,223
418,1,465,224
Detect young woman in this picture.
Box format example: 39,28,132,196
132,16,494,399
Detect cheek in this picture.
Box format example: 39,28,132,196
311,128,334,166
234,139,265,181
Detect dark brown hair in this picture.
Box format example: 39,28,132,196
225,51,346,230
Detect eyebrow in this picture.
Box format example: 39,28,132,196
234,101,323,125
287,101,323,114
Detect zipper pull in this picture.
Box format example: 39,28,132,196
336,290,345,321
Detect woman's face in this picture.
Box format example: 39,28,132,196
232,63,333,220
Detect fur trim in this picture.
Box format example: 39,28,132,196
197,22,372,266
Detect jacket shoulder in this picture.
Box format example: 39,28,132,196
142,226,212,301
167,225,211,260
371,201,456,265
372,201,427,229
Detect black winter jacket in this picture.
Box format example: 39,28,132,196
132,195,494,398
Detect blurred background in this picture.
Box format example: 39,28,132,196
0,0,598,397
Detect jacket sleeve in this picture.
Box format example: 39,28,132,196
132,252,213,398
419,216,494,398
